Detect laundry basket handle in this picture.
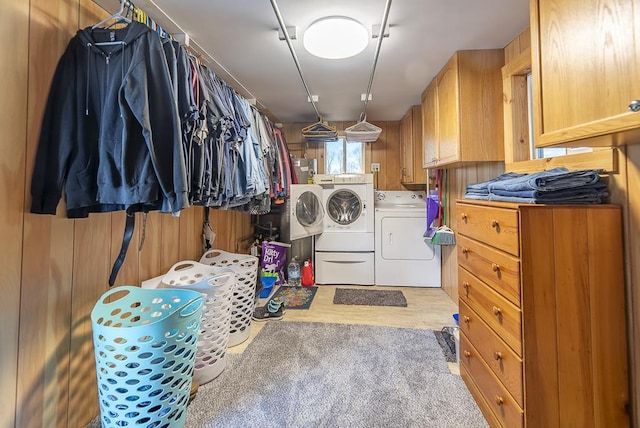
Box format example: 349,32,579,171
98,285,134,305
201,249,228,261
167,260,199,274
179,295,205,318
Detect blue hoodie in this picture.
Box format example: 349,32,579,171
31,21,188,217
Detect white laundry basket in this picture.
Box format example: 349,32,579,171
159,261,235,384
200,249,259,347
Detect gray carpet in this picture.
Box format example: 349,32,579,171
183,321,487,428
333,288,408,307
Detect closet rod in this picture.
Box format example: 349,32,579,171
92,0,265,110
360,0,392,121
269,0,321,121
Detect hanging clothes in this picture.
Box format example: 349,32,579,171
30,21,188,218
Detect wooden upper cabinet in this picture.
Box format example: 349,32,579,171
421,50,505,168
422,80,438,168
531,0,640,147
400,105,426,185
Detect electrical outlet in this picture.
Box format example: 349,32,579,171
371,163,380,172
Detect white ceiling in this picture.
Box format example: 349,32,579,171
102,0,530,123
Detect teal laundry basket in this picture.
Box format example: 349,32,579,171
91,286,204,428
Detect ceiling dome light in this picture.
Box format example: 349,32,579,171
303,17,368,59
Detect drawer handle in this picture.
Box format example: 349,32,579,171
462,248,469,255
464,350,472,358
493,351,503,361
491,219,499,228
463,315,471,324
493,306,502,316
461,213,468,221
492,263,500,272
495,395,504,406
629,100,640,112
462,281,469,293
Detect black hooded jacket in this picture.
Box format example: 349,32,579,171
31,21,188,217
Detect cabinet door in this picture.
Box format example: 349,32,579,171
400,109,413,183
437,56,460,164
409,106,426,183
422,80,438,168
532,0,640,147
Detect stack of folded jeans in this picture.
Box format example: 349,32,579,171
464,172,525,200
465,167,608,204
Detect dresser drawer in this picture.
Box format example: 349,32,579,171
459,267,522,356
460,332,524,428
457,203,519,256
458,235,520,306
459,299,523,407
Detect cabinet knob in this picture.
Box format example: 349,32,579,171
464,350,472,358
462,281,469,290
493,351,503,361
491,219,499,228
463,315,471,324
492,263,500,272
462,248,469,255
495,396,504,406
461,213,468,221
629,100,640,112
493,306,502,316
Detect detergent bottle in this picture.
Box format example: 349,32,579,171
301,258,314,286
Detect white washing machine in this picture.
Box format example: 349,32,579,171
313,174,375,285
374,190,441,287
289,184,324,241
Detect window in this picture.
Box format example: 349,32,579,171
325,138,364,174
325,137,364,174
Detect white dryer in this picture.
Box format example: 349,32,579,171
289,184,324,241
374,190,441,287
314,174,375,285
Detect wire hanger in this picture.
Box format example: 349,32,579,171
92,0,133,32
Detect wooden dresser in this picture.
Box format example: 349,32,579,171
456,200,629,427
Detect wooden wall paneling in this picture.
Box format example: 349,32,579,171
384,121,404,190
209,208,228,252
628,145,640,426
177,208,194,262
442,163,504,300
188,207,204,256
68,214,111,427
504,27,531,64
17,0,78,426
370,122,387,188
1,0,29,426
180,208,196,259
383,121,402,189
138,211,163,281
109,212,140,286
614,144,640,424
161,213,181,273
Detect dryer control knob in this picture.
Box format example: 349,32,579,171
376,192,385,201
